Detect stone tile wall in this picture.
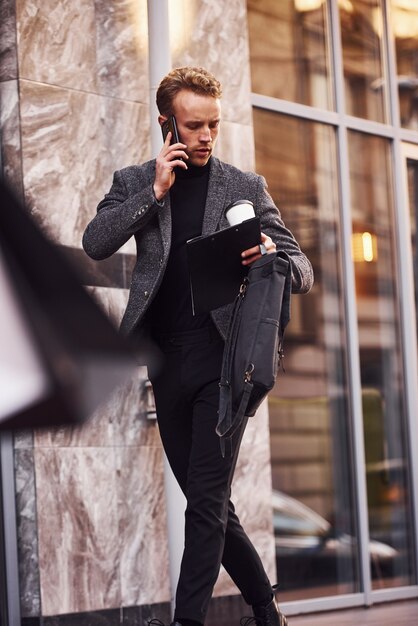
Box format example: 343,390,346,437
1,0,276,619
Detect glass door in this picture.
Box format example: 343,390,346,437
404,143,418,332
400,142,418,597
0,434,21,626
398,141,418,589
254,108,361,602
348,133,416,591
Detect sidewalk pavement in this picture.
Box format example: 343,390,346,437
291,598,418,625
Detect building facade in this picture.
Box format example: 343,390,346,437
247,0,418,613
0,0,417,625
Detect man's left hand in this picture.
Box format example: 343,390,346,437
241,232,276,266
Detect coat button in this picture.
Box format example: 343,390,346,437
144,291,149,298
135,204,148,218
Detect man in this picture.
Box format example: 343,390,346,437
83,67,313,626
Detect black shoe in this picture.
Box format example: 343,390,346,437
240,597,288,626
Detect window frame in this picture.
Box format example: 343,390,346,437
249,0,418,616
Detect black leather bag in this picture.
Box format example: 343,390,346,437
216,251,292,453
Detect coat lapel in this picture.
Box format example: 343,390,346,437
202,157,228,235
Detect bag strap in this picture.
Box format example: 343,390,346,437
217,280,247,439
217,262,272,455
217,252,293,455
277,251,292,333
218,378,253,457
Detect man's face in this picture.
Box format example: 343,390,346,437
170,90,221,167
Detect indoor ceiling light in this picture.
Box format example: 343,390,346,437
295,0,353,13
352,231,378,263
392,0,418,9
338,0,354,12
391,4,418,39
295,0,324,11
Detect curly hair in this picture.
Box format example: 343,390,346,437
156,66,222,116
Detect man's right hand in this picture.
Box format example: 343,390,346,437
153,131,188,201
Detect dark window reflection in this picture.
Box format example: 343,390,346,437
248,0,332,109
348,130,416,589
408,156,418,316
253,108,361,599
340,0,387,123
390,1,418,130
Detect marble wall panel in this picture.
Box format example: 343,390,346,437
34,447,122,615
214,120,256,173
82,287,160,448
34,368,159,450
236,404,276,576
109,372,162,448
6,0,277,619
0,0,18,81
18,79,149,249
14,447,41,617
171,0,253,126
34,287,126,448
34,400,114,450
34,443,169,615
94,0,149,102
34,287,158,449
16,0,149,101
64,247,136,291
170,1,276,596
117,446,170,605
85,286,130,328
214,401,276,597
31,279,166,615
16,0,97,91
14,429,34,449
0,79,24,196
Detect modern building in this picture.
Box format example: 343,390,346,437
1,1,417,624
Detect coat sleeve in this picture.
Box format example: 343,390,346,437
82,168,165,260
254,174,314,294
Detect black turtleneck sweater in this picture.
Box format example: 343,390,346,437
149,159,212,334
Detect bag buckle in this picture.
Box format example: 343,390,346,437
239,278,249,296
244,363,254,383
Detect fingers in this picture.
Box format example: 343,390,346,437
161,131,188,165
154,132,189,199
241,232,276,266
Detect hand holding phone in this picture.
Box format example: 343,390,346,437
154,115,187,200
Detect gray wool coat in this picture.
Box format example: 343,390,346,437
82,156,313,342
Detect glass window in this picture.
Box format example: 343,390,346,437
253,109,361,599
348,130,416,589
390,1,418,130
340,0,388,123
408,153,418,319
248,0,333,109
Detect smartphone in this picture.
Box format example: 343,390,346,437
161,116,184,162
162,115,181,144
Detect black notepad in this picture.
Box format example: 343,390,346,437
186,217,261,315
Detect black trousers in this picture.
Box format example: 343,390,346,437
148,324,273,624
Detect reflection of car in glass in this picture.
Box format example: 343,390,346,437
272,490,398,590
366,458,407,542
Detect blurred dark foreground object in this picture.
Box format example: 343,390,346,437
0,180,136,430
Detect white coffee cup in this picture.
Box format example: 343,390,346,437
225,200,255,226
